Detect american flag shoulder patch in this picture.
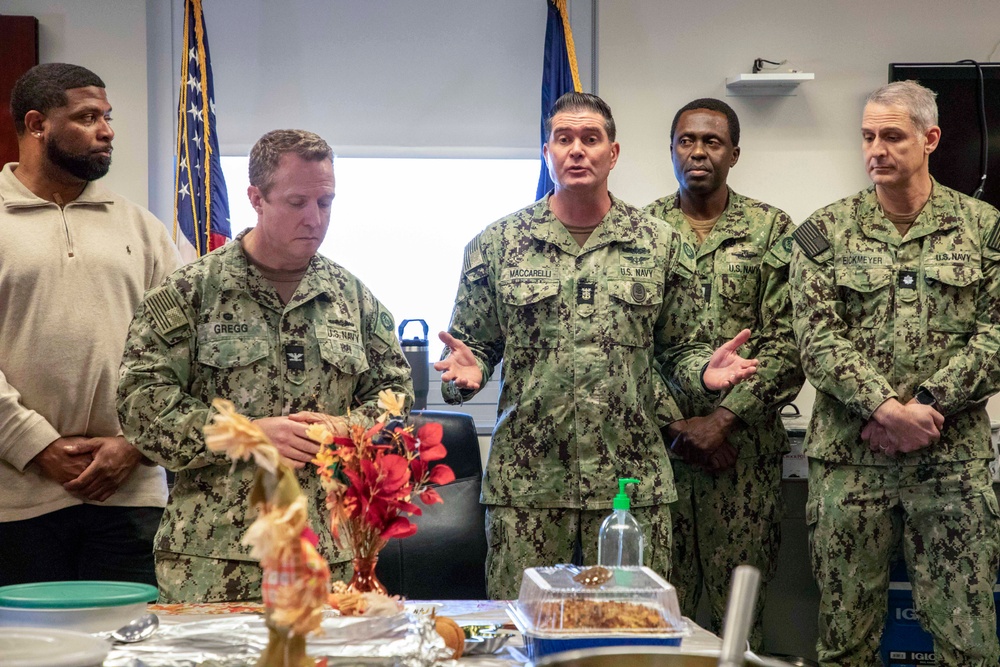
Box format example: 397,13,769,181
986,216,1000,252
792,220,831,258
146,286,188,335
463,236,485,275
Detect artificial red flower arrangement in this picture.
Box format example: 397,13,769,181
307,390,455,592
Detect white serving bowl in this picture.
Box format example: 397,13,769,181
0,600,148,633
0,581,158,633
0,626,111,667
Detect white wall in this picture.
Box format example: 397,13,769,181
0,0,150,207
599,0,1000,220
598,0,1000,419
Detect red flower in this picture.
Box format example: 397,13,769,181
310,415,452,557
397,428,419,453
420,487,444,505
418,423,447,462
429,464,455,486
381,516,418,539
378,454,412,494
410,459,427,482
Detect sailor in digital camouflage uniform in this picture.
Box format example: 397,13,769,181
435,92,760,600
645,98,803,650
118,130,412,602
790,81,1000,666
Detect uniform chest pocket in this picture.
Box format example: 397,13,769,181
318,337,370,376
716,269,760,336
197,337,269,368
608,278,663,347
499,278,561,348
835,267,891,329
924,263,981,333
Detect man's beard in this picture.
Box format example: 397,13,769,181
46,139,111,181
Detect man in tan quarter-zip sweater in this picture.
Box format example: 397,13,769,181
0,64,180,586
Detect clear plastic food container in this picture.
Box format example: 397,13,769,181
507,565,689,660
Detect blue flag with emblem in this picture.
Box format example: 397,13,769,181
174,0,230,262
535,0,583,200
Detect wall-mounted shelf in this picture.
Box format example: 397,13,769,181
725,72,815,96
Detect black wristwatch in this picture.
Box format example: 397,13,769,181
914,387,938,409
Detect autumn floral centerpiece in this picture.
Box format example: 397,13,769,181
307,390,455,594
204,399,331,667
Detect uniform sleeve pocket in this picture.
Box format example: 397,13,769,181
805,497,819,527
983,488,1000,518
197,337,269,368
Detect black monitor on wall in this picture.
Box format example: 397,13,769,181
889,62,1000,209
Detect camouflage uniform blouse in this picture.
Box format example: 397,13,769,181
789,182,1000,465
118,232,413,564
443,194,710,510
645,189,804,458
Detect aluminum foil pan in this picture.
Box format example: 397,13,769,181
104,612,452,667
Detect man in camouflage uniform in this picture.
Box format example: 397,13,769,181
118,129,412,602
646,98,803,649
790,81,1000,666
435,92,760,599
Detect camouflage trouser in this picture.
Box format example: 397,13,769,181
155,551,351,603
484,504,672,600
808,458,1000,667
669,454,783,651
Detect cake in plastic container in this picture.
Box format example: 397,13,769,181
507,565,689,659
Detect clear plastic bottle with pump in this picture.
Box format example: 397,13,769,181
597,477,644,567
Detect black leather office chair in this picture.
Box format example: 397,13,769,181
376,410,488,599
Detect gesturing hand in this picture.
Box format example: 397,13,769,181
703,329,759,391
433,331,483,391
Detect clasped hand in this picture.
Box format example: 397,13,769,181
862,398,944,456
668,408,740,473
34,436,143,502
256,414,325,469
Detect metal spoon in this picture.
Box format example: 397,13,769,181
110,612,159,643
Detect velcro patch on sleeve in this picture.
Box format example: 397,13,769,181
373,302,395,346
792,220,831,258
146,285,188,336
765,233,795,268
462,236,489,282
986,216,1000,252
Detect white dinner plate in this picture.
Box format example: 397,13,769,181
0,626,110,667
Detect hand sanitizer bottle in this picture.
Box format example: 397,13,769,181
597,477,644,567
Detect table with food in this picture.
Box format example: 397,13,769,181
0,566,732,667
0,400,795,666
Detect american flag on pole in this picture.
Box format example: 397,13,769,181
174,0,230,262
535,0,583,200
